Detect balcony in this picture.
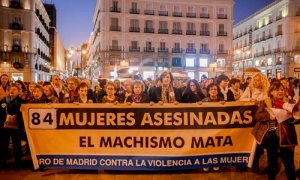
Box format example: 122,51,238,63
276,15,283,21
200,31,210,36
9,0,22,9
144,28,154,33
254,39,260,44
275,31,283,36
158,48,169,53
217,31,227,36
110,7,121,12
266,34,273,40
12,45,21,52
265,50,272,55
186,30,196,35
260,37,266,41
199,49,210,54
274,48,282,53
186,48,196,54
110,26,121,31
200,13,210,18
172,29,182,34
173,12,182,17
158,11,168,16
9,22,23,30
217,14,227,19
217,50,228,54
186,12,196,18
144,47,155,52
130,9,140,14
109,46,122,51
144,10,154,15
129,47,140,52
129,27,140,32
158,29,168,34
172,48,183,53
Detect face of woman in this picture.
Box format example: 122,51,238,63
1,76,9,86
208,86,218,97
33,88,43,100
9,86,19,99
106,85,115,96
78,87,88,98
280,80,288,89
190,82,197,92
43,87,51,97
271,87,284,100
95,86,100,91
219,79,229,89
232,82,240,90
29,84,36,92
162,73,171,85
133,84,143,95
253,76,262,89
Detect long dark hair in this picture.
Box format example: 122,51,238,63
268,81,284,98
182,79,202,95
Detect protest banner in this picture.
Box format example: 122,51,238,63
21,102,257,170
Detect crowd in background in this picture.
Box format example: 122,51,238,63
0,71,300,179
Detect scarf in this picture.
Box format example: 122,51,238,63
132,94,142,103
161,85,175,103
220,86,228,101
229,87,241,100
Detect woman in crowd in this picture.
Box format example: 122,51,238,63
253,81,297,180
181,79,205,103
121,79,132,103
93,85,102,103
0,74,10,99
43,85,59,103
216,74,235,101
102,81,120,103
228,78,243,101
149,71,181,103
70,82,94,103
28,85,51,103
63,77,79,103
26,82,37,101
15,80,29,101
126,80,149,103
0,84,25,169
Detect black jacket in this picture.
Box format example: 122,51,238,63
149,86,181,103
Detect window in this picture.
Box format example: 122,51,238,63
201,44,208,50
174,42,180,49
217,58,225,67
160,42,166,49
146,3,152,10
187,23,195,30
146,41,152,48
172,57,182,66
113,1,118,8
111,18,119,26
160,4,166,11
219,44,225,51
201,23,209,31
143,71,155,79
199,58,208,67
173,22,181,30
188,6,194,13
219,8,225,15
131,2,137,9
112,40,118,47
187,43,194,49
145,20,153,28
186,57,195,67
188,72,195,79
131,41,138,49
267,58,272,66
255,60,260,66
199,72,208,80
201,7,208,14
159,21,167,29
174,6,180,12
130,19,139,27
219,24,225,32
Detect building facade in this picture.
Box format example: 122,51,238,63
233,0,300,79
89,0,234,80
0,0,51,82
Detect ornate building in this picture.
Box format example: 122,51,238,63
89,0,234,80
233,0,300,79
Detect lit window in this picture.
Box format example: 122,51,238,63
188,72,195,79
199,58,208,67
143,71,154,79
267,58,272,66
199,72,208,80
255,60,260,66
217,58,225,67
186,57,195,67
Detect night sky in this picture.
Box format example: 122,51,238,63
48,0,274,49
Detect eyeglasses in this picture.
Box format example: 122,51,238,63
210,88,218,91
106,88,114,91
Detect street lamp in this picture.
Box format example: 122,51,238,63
67,47,87,78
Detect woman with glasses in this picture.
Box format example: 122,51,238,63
102,81,120,103
181,79,205,103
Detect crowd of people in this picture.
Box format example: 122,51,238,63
0,71,300,179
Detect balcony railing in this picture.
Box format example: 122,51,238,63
276,15,283,21
173,12,182,17
200,31,210,36
12,45,21,52
110,26,121,31
130,9,140,14
144,47,155,52
266,34,273,40
144,28,154,33
274,48,282,53
217,14,227,19
275,31,283,36
200,13,209,18
144,10,154,15
110,7,121,12
186,12,196,18
109,46,122,51
199,49,210,54
172,29,182,34
217,31,227,36
158,29,168,34
186,48,196,54
254,39,260,44
158,11,168,16
172,48,183,53
158,48,169,53
9,22,23,30
9,0,22,9
217,50,228,54
129,47,140,52
129,27,140,32
186,30,196,35
265,50,272,55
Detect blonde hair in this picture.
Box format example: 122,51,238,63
249,72,270,94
